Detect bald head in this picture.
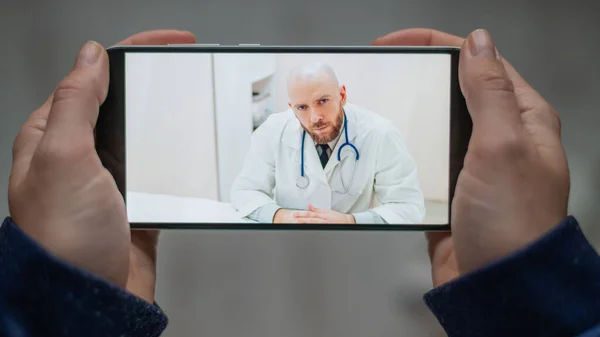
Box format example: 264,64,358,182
286,62,347,144
286,62,339,95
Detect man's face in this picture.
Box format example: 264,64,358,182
288,78,347,144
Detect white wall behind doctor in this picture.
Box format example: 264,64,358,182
125,53,219,199
271,54,451,202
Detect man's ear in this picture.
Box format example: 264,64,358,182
339,85,347,105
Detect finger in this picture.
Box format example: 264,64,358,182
11,94,54,184
459,30,524,142
293,211,327,220
372,28,464,47
372,28,553,125
12,30,195,177
115,30,196,46
307,204,319,212
425,231,452,263
373,28,518,121
296,217,329,224
502,61,561,137
130,229,160,263
35,41,109,167
307,203,328,213
293,211,311,218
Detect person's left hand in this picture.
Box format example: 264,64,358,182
294,204,356,224
114,30,197,303
8,30,196,304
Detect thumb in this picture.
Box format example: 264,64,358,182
37,41,109,165
308,204,317,212
308,204,326,213
459,30,524,144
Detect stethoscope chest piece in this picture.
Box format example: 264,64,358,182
296,175,309,189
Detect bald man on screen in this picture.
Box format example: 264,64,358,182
230,62,426,224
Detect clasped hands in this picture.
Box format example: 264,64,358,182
273,204,356,224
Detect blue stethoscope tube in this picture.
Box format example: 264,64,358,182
296,112,359,189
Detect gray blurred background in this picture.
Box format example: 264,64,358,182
1,1,599,336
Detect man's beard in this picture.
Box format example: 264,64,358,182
305,110,344,144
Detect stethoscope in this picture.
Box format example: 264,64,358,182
296,112,360,193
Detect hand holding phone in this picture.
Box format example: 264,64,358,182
375,29,569,282
7,30,197,304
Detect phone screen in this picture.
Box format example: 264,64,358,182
98,47,467,229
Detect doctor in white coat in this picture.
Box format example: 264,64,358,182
230,62,425,224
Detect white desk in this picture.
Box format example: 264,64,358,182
126,191,449,225
126,191,254,223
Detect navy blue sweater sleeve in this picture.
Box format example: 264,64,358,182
424,216,600,337
0,217,168,337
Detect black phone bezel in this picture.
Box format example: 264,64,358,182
95,45,471,231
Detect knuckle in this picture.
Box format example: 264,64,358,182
53,76,88,104
12,133,24,158
475,66,515,94
524,104,562,136
472,131,527,160
34,136,92,168
547,106,562,133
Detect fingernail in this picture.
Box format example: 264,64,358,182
76,41,102,67
468,29,499,59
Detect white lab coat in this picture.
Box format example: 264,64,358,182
230,103,426,224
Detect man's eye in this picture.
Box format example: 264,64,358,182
320,99,329,104
298,106,306,111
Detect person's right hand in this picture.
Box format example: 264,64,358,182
373,29,570,285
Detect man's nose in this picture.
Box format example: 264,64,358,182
309,110,323,123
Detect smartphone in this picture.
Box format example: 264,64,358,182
95,44,471,230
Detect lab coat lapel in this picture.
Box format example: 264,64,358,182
281,112,329,186
324,138,342,175
304,133,328,185
324,104,358,175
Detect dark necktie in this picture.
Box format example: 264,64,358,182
318,144,330,168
